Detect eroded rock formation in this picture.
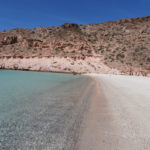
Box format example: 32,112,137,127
0,16,150,75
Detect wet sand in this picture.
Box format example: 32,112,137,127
77,74,150,150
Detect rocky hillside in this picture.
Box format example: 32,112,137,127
0,16,150,75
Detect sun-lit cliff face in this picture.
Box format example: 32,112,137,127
0,16,150,75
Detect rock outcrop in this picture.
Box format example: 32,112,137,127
0,16,150,76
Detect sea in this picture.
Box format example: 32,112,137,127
0,70,92,150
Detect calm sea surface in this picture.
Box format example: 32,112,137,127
0,70,91,150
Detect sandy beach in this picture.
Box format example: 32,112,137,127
77,74,150,150
0,70,150,149
0,0,150,149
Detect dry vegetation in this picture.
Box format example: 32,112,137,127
0,16,150,74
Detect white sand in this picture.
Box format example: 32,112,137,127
77,74,150,150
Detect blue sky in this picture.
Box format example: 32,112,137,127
0,0,150,30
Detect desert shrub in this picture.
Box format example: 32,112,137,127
39,34,42,37
116,53,125,59
55,47,63,51
87,50,92,53
122,47,127,51
31,31,35,34
126,62,132,66
147,57,150,62
135,47,140,52
101,50,104,54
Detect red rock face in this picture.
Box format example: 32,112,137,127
0,16,150,75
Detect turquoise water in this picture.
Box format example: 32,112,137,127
0,70,79,120
0,70,91,150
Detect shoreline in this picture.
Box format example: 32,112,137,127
0,68,81,75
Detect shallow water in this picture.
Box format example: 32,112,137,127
0,70,91,150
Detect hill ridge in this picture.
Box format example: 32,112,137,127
0,16,150,75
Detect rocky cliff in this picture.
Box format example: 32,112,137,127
0,16,150,75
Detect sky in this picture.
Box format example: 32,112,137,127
0,0,150,31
